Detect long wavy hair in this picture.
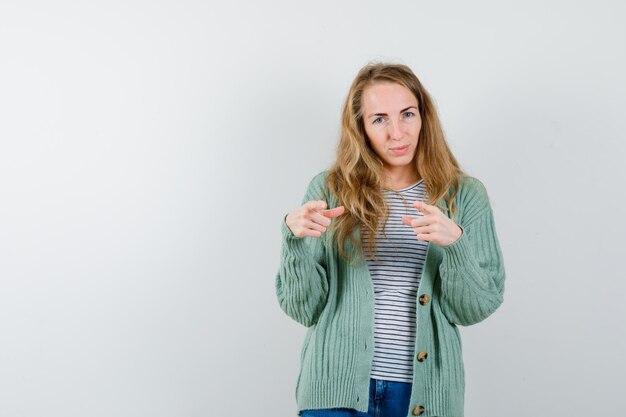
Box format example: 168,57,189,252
327,62,466,261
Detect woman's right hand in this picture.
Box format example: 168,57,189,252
285,201,345,238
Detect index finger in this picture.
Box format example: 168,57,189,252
412,200,440,215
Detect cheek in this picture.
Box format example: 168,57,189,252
368,134,386,152
410,121,422,138
364,127,379,145
363,124,375,140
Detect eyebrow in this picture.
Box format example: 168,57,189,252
367,106,418,118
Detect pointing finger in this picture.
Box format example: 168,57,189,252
320,206,345,219
412,200,438,214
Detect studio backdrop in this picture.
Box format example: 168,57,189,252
0,1,624,416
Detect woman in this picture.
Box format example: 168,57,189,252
276,63,505,417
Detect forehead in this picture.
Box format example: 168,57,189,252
362,82,418,111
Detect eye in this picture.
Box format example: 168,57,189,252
372,116,385,124
404,111,415,118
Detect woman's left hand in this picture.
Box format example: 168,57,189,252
402,200,463,247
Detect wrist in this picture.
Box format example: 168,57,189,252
443,225,464,247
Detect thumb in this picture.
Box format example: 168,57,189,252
401,216,415,226
321,205,345,219
305,200,328,211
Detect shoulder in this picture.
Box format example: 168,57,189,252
457,175,489,201
302,170,331,201
453,175,493,224
309,170,330,187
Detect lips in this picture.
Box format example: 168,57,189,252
389,145,410,156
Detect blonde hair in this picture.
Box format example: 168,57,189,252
327,62,466,261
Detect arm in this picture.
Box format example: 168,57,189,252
438,179,506,326
275,173,330,327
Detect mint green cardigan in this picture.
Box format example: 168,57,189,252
276,171,505,417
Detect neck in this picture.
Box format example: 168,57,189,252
382,167,420,190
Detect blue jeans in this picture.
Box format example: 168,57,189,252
300,378,412,417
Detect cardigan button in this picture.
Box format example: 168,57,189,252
412,405,425,416
416,351,428,362
419,294,430,305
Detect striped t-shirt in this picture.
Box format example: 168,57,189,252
362,180,430,383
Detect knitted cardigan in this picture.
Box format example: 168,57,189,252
276,171,505,417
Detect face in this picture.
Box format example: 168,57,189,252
361,82,421,178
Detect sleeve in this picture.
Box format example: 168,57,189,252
438,178,506,326
275,172,330,327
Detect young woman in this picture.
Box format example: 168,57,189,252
276,63,505,417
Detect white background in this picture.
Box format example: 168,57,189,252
1,1,625,416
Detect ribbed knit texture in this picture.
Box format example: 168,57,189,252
276,171,506,417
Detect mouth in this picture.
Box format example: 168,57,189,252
390,145,410,154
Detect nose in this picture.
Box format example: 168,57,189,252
388,119,403,140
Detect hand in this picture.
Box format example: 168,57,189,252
286,200,345,238
401,200,463,247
